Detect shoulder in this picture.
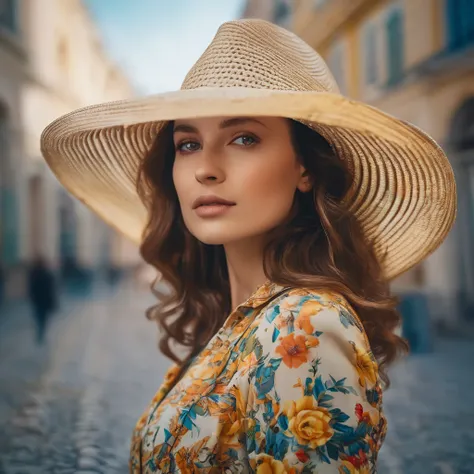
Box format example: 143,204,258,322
255,287,367,344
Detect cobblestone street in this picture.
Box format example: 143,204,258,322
0,284,473,473
0,283,169,474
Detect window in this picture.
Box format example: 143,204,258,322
362,22,378,86
385,6,404,85
0,0,17,34
327,41,347,95
274,0,291,26
446,0,474,51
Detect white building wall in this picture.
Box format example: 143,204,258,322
19,0,138,274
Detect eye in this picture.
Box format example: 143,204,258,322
232,134,259,146
176,140,201,153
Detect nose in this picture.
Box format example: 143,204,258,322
194,149,225,184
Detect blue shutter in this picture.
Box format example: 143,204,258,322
386,8,404,86
0,0,17,34
446,0,474,51
446,0,460,49
0,187,19,266
274,0,290,25
365,24,378,85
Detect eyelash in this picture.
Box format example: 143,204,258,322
175,133,260,153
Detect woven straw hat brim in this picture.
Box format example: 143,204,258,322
40,87,456,280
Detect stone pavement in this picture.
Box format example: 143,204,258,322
0,284,473,473
378,339,474,474
0,282,170,473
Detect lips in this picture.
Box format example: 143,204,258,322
192,195,236,209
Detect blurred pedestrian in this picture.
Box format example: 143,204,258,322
27,256,57,344
41,19,456,473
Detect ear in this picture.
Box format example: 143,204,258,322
296,167,313,193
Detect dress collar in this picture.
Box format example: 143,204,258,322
236,280,289,310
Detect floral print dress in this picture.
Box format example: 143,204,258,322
130,282,386,473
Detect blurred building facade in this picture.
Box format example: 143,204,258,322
290,0,474,328
0,0,140,299
242,0,293,26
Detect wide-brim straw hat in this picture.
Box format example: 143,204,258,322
40,19,456,281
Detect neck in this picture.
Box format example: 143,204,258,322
224,235,268,309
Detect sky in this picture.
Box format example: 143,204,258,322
83,0,246,95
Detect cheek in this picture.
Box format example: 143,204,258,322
239,158,298,223
172,161,189,204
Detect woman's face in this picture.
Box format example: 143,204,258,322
172,116,310,245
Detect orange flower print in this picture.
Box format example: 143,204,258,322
239,351,258,376
175,438,211,473
164,364,181,384
215,411,241,448
250,454,297,474
276,334,309,369
296,300,323,334
283,396,334,449
351,342,378,388
276,333,319,369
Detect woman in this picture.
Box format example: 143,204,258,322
41,19,456,473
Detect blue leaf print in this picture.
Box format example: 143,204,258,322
194,404,206,416
275,436,289,460
313,375,326,399
209,393,220,403
247,436,256,453
339,308,354,329
265,305,280,324
347,439,370,456
355,421,371,438
277,413,289,431
329,408,350,423
318,393,334,406
269,358,282,370
164,428,173,443
227,448,239,459
179,407,198,431
333,422,355,435
366,387,380,405
327,376,356,395
159,442,169,458
316,446,331,464
326,442,340,461
272,326,280,343
302,465,318,474
255,366,276,398
264,426,277,452
182,415,195,431
263,401,274,423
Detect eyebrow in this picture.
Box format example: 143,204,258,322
173,117,268,134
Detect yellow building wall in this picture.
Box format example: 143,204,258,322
294,0,447,101
293,0,474,316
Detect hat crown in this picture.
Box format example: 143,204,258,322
181,19,340,94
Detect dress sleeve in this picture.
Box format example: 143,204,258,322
243,292,386,473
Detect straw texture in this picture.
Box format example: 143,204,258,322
40,19,456,280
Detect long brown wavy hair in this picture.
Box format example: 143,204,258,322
137,119,408,388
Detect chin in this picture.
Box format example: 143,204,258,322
193,231,237,246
